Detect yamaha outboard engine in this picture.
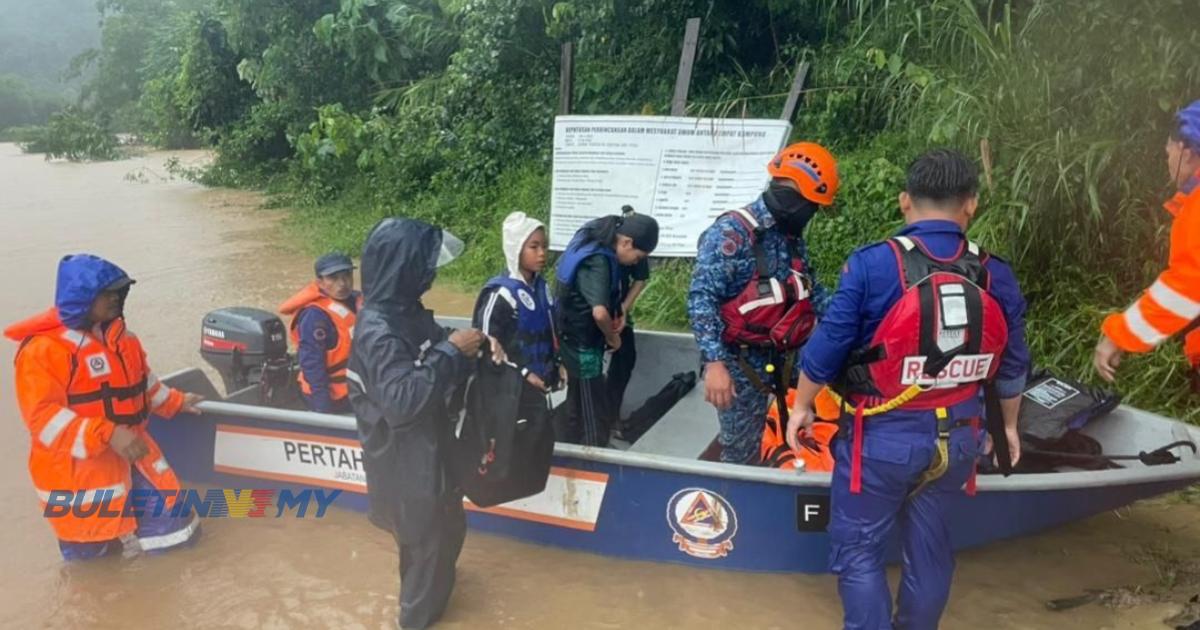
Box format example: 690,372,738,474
200,307,301,407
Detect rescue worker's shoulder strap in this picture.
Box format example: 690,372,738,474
888,236,993,291
890,234,983,260
965,241,999,292
722,207,767,242
724,208,770,277
726,206,762,232
885,237,916,290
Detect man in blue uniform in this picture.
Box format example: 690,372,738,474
787,149,1028,629
279,253,362,413
688,142,838,464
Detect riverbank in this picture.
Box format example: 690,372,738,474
4,144,1200,628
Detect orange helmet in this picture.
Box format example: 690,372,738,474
767,142,839,206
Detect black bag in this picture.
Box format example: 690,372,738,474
452,359,554,508
981,369,1121,474
618,371,697,443
1019,370,1121,442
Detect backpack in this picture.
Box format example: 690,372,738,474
451,359,555,508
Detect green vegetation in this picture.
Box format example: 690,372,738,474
0,125,43,144
0,0,99,131
33,0,1200,421
18,107,120,161
0,75,65,130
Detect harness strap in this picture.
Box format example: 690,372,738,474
736,351,771,396
728,209,774,297
966,418,980,496
917,280,942,369
66,376,148,404
777,353,796,399
984,381,1012,476
66,375,151,426
771,353,801,461
829,384,949,497
751,237,772,288
738,345,800,466
964,283,984,355
850,401,865,494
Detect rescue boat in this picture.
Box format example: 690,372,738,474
150,309,1200,573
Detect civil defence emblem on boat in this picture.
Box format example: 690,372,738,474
666,487,738,559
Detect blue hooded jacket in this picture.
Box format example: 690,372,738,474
1178,99,1200,151
54,254,133,330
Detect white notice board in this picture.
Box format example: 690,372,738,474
550,115,792,257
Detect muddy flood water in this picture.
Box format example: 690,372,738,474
2,143,1200,629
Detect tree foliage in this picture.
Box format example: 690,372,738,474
45,0,1200,420
20,106,119,161
0,75,65,130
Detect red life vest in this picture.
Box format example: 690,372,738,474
837,236,1009,409
718,207,816,350
834,236,1009,495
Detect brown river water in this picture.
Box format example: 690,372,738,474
1,143,1198,629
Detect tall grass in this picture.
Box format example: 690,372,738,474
801,0,1200,420
276,0,1200,422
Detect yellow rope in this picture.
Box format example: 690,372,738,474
825,383,925,417
909,437,950,498
825,386,955,497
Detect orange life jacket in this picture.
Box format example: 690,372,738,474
4,309,184,543
279,282,361,401
1186,329,1200,369
1103,169,1200,359
761,387,840,472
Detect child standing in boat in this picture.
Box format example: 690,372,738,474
473,212,565,396
554,213,659,446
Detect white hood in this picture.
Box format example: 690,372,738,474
502,211,545,281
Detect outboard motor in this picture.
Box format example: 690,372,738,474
200,307,300,407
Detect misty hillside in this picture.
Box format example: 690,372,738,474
0,0,99,91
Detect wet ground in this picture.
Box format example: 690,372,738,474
2,143,1198,629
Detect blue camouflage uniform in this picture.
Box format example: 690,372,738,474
801,219,1030,630
687,196,829,464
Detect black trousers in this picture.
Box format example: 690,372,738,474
566,372,611,447
393,498,467,629
605,324,637,424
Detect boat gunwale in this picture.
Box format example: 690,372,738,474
174,369,1200,494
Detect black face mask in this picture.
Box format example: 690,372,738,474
764,181,819,237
